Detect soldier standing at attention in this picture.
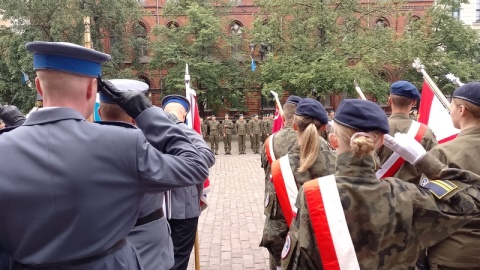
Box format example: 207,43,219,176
235,114,248,154
251,114,263,154
260,114,268,144
223,114,234,155
0,41,209,270
376,81,437,183
248,115,254,151
265,113,273,138
208,115,221,155
282,99,480,270
200,117,207,139
425,82,480,270
260,95,301,270
261,98,335,270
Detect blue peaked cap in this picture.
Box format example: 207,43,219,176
100,79,149,103
295,98,329,125
334,99,389,134
390,81,420,100
452,82,480,106
26,41,111,77
161,95,191,113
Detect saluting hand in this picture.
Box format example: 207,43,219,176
0,105,26,127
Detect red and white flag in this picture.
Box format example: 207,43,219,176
417,80,459,143
272,100,284,133
185,64,211,211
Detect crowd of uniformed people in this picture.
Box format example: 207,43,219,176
1,40,480,270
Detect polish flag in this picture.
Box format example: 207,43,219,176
272,102,284,133
417,80,459,143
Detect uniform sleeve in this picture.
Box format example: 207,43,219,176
421,127,438,152
282,188,322,270
134,106,209,192
175,123,215,168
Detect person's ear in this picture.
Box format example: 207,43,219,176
319,125,326,132
35,77,43,97
97,106,102,119
86,78,96,101
387,96,392,106
328,133,339,149
293,121,298,131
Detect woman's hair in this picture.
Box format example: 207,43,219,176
294,115,324,172
332,122,382,157
452,98,480,119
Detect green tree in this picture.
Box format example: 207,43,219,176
149,0,252,114
0,0,143,112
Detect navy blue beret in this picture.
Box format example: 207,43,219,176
161,95,191,113
26,41,111,77
334,99,389,134
390,81,420,100
100,79,149,103
295,98,328,125
286,95,301,105
452,82,480,106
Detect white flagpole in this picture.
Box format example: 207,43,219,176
445,73,464,87
412,58,451,112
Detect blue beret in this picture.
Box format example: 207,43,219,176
100,79,149,103
452,82,480,106
334,99,389,134
286,95,301,105
161,95,191,113
25,41,111,77
390,81,420,100
295,98,328,125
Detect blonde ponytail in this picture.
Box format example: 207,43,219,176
294,115,324,172
333,123,382,157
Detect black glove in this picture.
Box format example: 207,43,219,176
0,105,26,126
99,79,152,119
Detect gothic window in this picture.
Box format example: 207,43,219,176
134,23,148,57
230,21,243,57
375,18,389,28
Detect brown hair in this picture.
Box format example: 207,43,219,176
99,103,131,122
294,115,324,172
283,103,296,126
332,122,382,157
390,95,414,109
452,98,480,119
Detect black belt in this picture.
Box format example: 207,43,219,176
135,208,164,227
12,238,127,269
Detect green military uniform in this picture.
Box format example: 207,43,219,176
426,126,480,269
222,118,234,155
201,120,208,140
260,116,268,145
376,113,438,183
235,118,248,154
208,118,221,154
248,119,254,151
261,139,335,269
250,117,262,154
265,116,273,139
282,152,480,270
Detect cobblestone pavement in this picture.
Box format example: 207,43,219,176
187,138,270,270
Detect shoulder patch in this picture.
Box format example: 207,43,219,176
424,180,457,199
94,121,137,129
0,126,18,135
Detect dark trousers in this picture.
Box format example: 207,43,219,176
168,217,199,270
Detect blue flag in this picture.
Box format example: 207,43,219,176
251,59,256,72
21,72,29,85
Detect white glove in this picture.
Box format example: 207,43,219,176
383,133,426,165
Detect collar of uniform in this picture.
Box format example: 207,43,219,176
389,113,410,119
334,152,377,179
457,126,480,138
23,107,85,126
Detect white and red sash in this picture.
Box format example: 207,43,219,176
271,155,298,227
376,121,427,179
304,175,360,270
265,134,276,164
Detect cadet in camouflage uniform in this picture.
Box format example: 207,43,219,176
282,99,480,270
426,82,480,270
260,95,301,270
260,115,268,144
250,114,262,154
200,117,208,140
207,115,221,155
262,98,335,270
265,114,273,138
235,114,248,154
248,116,254,151
222,114,234,155
376,81,438,183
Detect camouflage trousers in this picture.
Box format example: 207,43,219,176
210,134,219,153
238,135,246,153
252,134,260,153
224,134,232,154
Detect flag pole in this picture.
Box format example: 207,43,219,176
412,58,451,112
84,16,94,122
353,80,367,100
445,73,464,87
270,90,284,117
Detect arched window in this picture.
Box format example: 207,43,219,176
166,21,180,29
375,18,389,28
405,16,420,37
230,21,243,57
138,75,151,88
134,23,148,57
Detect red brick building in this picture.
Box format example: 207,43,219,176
106,0,434,117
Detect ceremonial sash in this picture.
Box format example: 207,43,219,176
304,175,360,270
376,121,427,179
265,134,276,164
271,155,298,227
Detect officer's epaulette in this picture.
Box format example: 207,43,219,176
0,126,18,135
94,121,137,129
424,180,458,199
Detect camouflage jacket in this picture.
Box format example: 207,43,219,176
261,137,335,266
222,120,234,135
250,119,262,135
427,126,480,267
282,152,480,270
376,113,438,184
201,123,207,136
208,120,221,136
235,120,248,135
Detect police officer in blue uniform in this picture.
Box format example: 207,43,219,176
0,41,209,270
161,95,210,270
